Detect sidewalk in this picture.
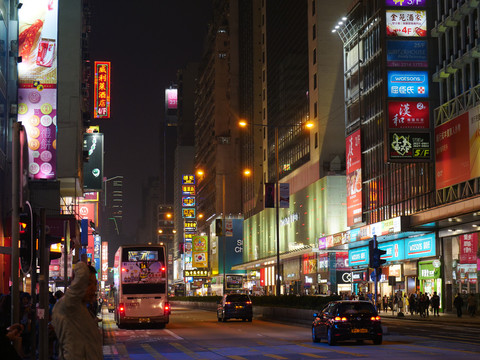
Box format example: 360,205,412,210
378,309,480,325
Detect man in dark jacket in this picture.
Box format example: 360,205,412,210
431,292,440,316
453,293,464,318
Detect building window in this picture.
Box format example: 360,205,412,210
313,73,317,89
313,24,316,40
314,102,317,118
315,132,318,148
313,48,316,64
312,0,315,16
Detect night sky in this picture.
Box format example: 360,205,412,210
89,1,213,236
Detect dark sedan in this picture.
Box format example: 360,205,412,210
217,294,253,322
312,300,382,345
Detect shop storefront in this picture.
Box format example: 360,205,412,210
418,260,442,310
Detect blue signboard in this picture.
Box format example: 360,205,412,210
378,240,405,263
388,71,429,98
405,233,436,259
348,246,369,267
387,40,427,68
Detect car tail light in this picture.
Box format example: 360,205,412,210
370,316,381,321
334,316,347,322
246,301,252,304
225,301,231,305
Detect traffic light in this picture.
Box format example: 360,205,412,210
371,247,387,268
215,219,223,236
368,238,387,268
19,211,34,274
47,235,63,261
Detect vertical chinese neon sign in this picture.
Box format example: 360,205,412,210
94,61,111,118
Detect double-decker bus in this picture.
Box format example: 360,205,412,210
113,245,170,328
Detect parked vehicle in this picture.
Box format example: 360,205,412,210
217,293,253,322
312,300,382,345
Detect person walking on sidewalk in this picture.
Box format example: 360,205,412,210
454,293,464,318
52,261,103,360
467,293,477,317
431,292,440,316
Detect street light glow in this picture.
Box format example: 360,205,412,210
243,169,252,176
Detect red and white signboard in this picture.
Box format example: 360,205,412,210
459,233,478,264
388,101,429,129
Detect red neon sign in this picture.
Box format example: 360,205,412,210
94,61,111,118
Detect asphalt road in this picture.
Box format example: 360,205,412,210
101,306,480,359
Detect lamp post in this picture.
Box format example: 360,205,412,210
239,120,313,296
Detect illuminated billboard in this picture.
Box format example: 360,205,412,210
386,10,427,37
435,105,480,189
18,0,59,180
83,133,104,191
385,0,426,6
387,40,427,68
94,61,111,118
166,89,178,110
388,132,431,160
346,130,362,227
388,101,429,129
387,71,429,98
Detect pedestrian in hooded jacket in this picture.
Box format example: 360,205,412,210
52,261,102,360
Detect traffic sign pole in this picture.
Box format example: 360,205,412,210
373,235,378,311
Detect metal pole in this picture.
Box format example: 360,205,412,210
275,127,281,296
373,235,378,311
39,208,48,360
222,174,226,295
11,121,20,325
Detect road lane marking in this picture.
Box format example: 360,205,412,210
170,342,208,360
141,343,168,359
299,353,326,358
296,342,367,357
163,329,183,340
264,354,288,359
399,343,480,355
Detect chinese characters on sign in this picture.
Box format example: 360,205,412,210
182,174,195,185
388,101,429,129
389,132,431,160
386,10,427,37
94,61,111,119
346,130,362,227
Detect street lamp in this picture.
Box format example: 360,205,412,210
239,119,313,296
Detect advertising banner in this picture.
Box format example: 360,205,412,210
386,0,426,7
182,208,195,218
83,133,104,191
348,246,369,267
459,233,478,264
182,174,195,185
18,0,59,180
94,235,101,274
121,261,164,283
101,241,108,281
405,233,435,259
386,10,427,37
192,235,208,268
346,130,362,227
166,89,178,110
418,260,441,280
279,183,290,208
93,61,111,119
378,240,405,262
435,112,470,189
225,219,233,237
388,101,429,129
182,196,195,207
389,131,431,160
387,71,429,98
387,40,427,68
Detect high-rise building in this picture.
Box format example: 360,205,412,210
239,0,349,295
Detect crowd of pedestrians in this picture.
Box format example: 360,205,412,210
342,290,478,319
0,260,103,359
